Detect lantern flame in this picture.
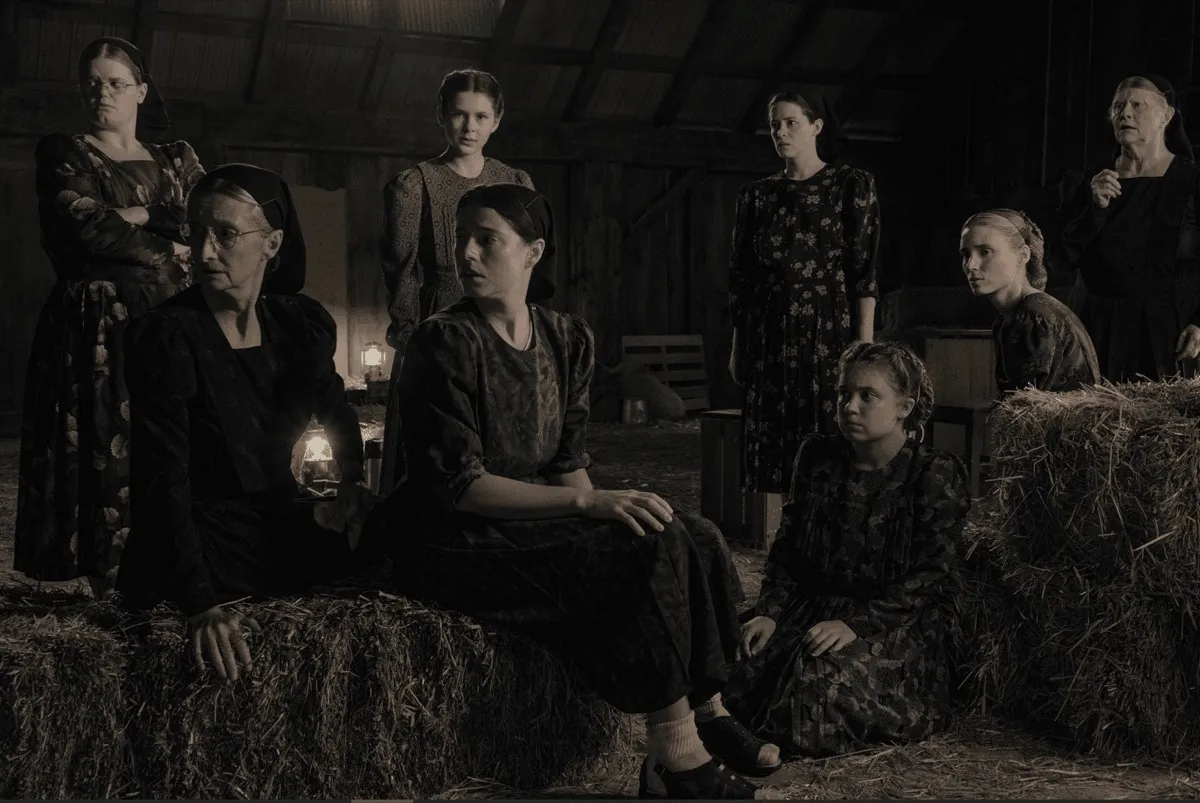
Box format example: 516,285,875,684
303,433,333,462
362,342,385,368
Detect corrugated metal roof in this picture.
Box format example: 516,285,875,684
848,88,918,132
613,0,707,59
490,63,582,119
585,69,674,121
676,76,764,128
20,17,132,83
705,0,806,74
260,41,372,109
156,0,267,20
152,30,255,94
511,0,607,51
288,0,502,36
798,8,888,72
879,15,963,74
379,52,485,110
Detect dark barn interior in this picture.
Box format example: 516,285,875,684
2,0,1200,798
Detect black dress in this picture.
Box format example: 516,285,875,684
1060,157,1200,381
115,288,365,617
723,434,970,757
371,300,747,714
993,292,1101,394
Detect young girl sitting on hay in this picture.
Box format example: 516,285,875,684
961,208,1101,395
722,341,971,757
369,183,779,800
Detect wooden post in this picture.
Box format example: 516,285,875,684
700,408,784,550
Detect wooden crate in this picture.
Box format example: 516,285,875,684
700,408,782,550
622,334,710,412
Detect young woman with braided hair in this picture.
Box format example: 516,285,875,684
961,208,1100,394
721,341,971,757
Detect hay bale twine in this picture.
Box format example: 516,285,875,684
0,590,633,798
954,380,1200,764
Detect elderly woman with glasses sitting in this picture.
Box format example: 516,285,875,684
116,164,375,682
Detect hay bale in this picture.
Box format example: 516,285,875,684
954,380,1200,764
0,589,633,798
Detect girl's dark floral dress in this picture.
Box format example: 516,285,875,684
724,434,970,756
14,132,204,588
729,165,881,494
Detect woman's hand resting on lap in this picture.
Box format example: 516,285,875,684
803,620,857,656
187,606,261,681
579,489,673,537
739,615,776,659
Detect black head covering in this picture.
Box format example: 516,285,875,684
188,163,307,295
813,94,848,164
456,183,557,303
1141,74,1194,161
78,36,170,136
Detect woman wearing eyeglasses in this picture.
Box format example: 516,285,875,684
13,37,204,599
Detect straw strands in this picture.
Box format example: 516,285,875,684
0,586,634,798
954,379,1200,765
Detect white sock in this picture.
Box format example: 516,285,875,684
646,711,712,773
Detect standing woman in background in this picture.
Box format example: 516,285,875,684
378,68,554,492
727,92,882,497
13,37,203,598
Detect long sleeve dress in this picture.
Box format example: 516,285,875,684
993,292,1101,394
723,434,970,757
114,288,365,617
370,300,747,713
1059,157,1200,381
14,132,203,586
378,159,535,493
729,165,881,495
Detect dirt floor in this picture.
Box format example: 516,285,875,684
2,421,1199,799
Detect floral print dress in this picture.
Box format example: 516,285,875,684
729,165,881,494
14,132,203,587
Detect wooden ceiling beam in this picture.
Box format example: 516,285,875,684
563,0,639,122
246,0,288,104
486,0,529,72
653,0,738,127
736,0,835,132
834,0,929,124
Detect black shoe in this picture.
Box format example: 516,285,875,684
696,715,782,778
638,757,758,799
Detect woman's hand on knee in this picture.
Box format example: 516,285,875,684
803,620,857,657
186,606,262,682
738,615,776,659
579,489,674,537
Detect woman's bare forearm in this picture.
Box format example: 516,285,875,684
545,468,594,491
457,473,588,519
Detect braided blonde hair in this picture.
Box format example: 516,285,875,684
961,208,1048,290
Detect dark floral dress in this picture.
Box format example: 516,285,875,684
371,300,748,714
723,434,970,757
378,159,535,492
116,288,365,617
14,132,203,586
1059,158,1200,381
729,165,881,494
993,292,1101,395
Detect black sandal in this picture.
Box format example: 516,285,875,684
638,758,758,799
696,715,783,778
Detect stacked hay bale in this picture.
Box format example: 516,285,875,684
954,380,1200,763
0,588,633,798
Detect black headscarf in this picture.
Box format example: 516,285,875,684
1141,74,1194,161
78,37,170,136
456,183,557,303
188,164,307,295
813,94,848,164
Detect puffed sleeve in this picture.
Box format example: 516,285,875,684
396,317,487,514
121,312,217,617
542,315,595,475
843,451,970,637
752,434,822,619
728,183,755,332
841,168,881,299
294,295,365,483
997,309,1057,392
34,133,176,265
382,169,426,355
144,140,205,241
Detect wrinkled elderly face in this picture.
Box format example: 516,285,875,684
185,190,282,295
454,204,543,302
80,57,147,131
1109,86,1172,146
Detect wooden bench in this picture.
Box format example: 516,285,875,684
699,408,782,550
924,402,992,498
621,334,710,413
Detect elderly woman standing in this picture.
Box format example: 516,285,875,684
1060,74,1200,381
14,37,203,598
378,68,553,492
117,164,373,682
962,208,1100,394
728,92,882,497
